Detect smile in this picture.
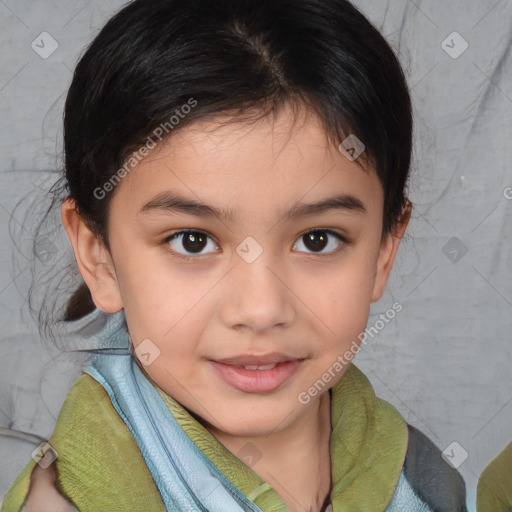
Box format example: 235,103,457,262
209,359,304,393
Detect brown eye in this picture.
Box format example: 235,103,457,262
166,230,218,257
303,231,328,251
293,229,345,254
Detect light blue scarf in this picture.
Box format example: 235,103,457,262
78,308,262,512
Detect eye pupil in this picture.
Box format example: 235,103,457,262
304,231,328,252
183,232,207,253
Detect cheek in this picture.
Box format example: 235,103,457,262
314,250,377,344
113,245,200,325
117,261,221,381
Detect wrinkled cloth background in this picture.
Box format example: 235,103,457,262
0,1,511,511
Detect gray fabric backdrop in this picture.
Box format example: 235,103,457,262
1,1,511,511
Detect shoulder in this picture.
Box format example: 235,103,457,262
51,373,165,511
401,423,468,512
477,442,512,511
49,372,129,445
2,374,165,512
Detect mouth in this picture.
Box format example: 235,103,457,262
209,355,305,393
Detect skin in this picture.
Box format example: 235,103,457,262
22,455,77,512
27,103,410,512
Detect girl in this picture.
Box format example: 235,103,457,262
2,0,467,510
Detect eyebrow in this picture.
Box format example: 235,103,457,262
139,192,367,222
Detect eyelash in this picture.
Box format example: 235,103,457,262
162,228,349,261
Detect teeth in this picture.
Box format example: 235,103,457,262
242,363,278,370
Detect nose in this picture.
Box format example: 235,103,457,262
219,252,296,334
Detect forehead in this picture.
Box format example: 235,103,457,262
110,104,384,224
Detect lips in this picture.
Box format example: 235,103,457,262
209,353,304,393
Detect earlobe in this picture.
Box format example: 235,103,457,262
371,201,412,303
61,199,123,313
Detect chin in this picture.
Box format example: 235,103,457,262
215,408,298,438
220,422,283,438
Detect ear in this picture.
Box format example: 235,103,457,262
371,201,412,303
61,198,123,313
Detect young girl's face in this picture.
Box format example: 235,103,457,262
87,104,402,437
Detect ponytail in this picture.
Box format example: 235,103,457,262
63,282,95,321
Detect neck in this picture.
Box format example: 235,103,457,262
205,390,333,512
